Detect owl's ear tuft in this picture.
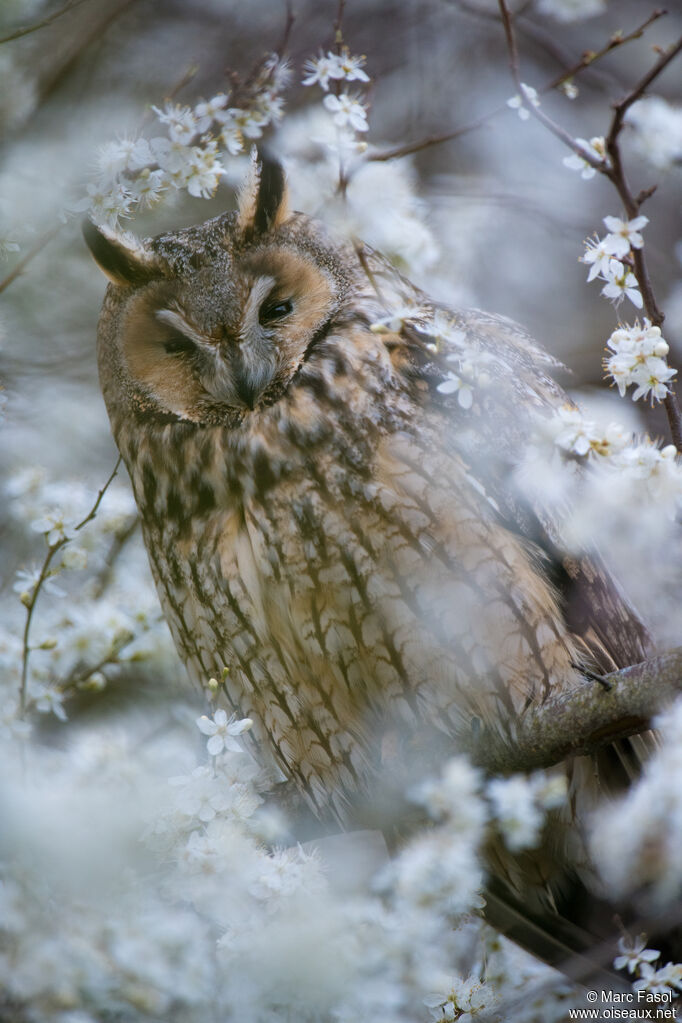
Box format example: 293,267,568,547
237,147,289,241
82,219,162,287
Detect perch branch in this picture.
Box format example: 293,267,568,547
463,649,682,774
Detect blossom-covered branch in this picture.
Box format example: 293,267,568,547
497,0,682,451
18,457,122,714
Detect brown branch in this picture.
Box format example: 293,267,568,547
463,649,682,775
275,0,295,57
0,0,92,45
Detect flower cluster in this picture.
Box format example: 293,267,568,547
506,82,541,121
625,96,682,172
562,135,608,179
574,212,679,410
78,53,289,227
582,214,648,310
613,935,682,1000
2,466,174,730
604,319,676,405
302,45,371,157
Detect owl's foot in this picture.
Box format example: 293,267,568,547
572,662,613,692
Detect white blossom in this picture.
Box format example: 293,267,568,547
507,83,540,120
614,935,660,975
302,53,342,91
600,259,643,309
602,214,648,259
487,776,544,851
563,136,606,178
323,92,369,132
152,102,198,144
196,709,253,756
625,96,682,170
604,320,676,403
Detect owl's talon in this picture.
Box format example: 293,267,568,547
573,663,613,692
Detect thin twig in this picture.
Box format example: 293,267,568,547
463,648,682,775
91,513,139,598
544,9,667,93
0,226,60,296
19,457,122,714
0,0,92,45
275,0,296,57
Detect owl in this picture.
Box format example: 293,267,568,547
83,153,650,833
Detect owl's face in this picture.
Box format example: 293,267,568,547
85,155,354,427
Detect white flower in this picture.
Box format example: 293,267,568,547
614,934,660,975
602,215,648,258
33,685,68,722
369,303,423,334
600,259,643,308
302,53,343,91
604,319,675,403
230,106,268,140
152,103,198,144
630,357,677,404
193,93,229,133
625,96,682,171
506,83,540,120
581,235,614,281
81,181,134,228
487,776,543,851
13,565,65,599
196,709,253,755
128,167,167,208
96,137,153,181
169,765,232,822
563,136,606,178
336,51,370,84
30,507,78,547
560,80,578,100
436,371,474,408
323,92,369,132
183,143,224,199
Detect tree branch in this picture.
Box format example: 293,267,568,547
463,649,682,775
0,0,92,46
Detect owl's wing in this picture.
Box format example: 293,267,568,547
361,249,651,673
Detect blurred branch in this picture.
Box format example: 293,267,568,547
275,0,295,57
19,458,122,714
91,513,139,598
464,649,682,775
0,226,61,296
0,0,92,45
497,0,682,452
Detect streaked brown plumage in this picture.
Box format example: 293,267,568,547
84,154,650,833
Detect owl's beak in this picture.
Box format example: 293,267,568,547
233,373,259,410
230,343,276,411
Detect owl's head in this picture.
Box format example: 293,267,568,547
84,153,356,428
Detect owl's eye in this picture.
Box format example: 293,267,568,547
163,333,196,356
259,298,293,325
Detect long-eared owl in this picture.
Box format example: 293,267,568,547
84,152,650,825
